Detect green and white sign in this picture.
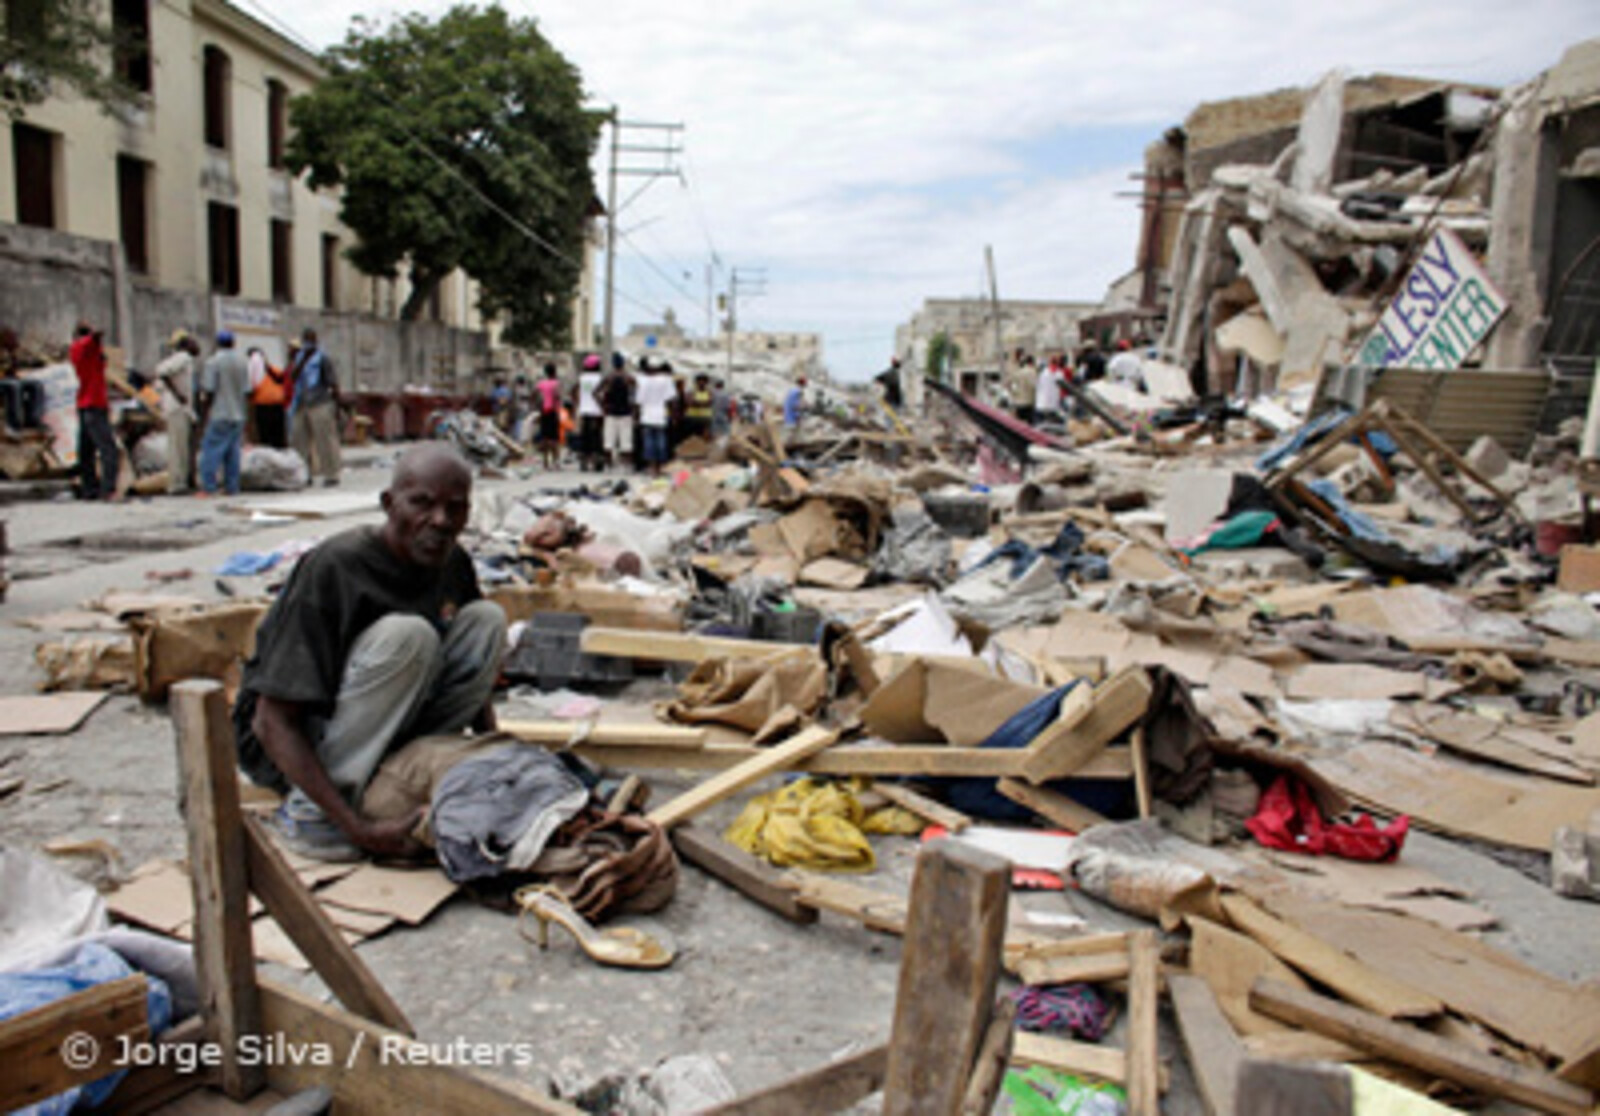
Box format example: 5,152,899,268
1357,227,1507,370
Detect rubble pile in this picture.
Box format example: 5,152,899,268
6,40,1600,1116
21,376,1596,1111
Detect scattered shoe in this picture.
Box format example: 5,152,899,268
515,884,673,970
267,804,362,863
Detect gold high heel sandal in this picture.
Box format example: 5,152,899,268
514,885,674,970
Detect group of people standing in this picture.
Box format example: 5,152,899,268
496,354,736,477
1005,338,1148,426
70,322,342,501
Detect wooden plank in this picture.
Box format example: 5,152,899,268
883,841,1010,1116
171,678,265,1099
571,741,1132,779
647,725,840,829
1126,930,1161,1116
1221,894,1442,1021
1233,1057,1353,1116
1250,978,1596,1116
1004,932,1130,977
1020,668,1152,784
1130,727,1153,820
702,1044,887,1116
1371,413,1482,525
787,871,908,934
0,975,149,1113
579,627,802,664
671,825,818,925
996,778,1110,832
1169,973,1243,1116
107,1016,211,1115
1017,951,1130,988
501,720,708,749
257,980,580,1115
961,998,1016,1116
606,774,644,814
1385,401,1518,515
1010,1032,1169,1091
242,814,413,1034
871,781,973,832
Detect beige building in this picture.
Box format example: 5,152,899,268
1,0,382,316
1,0,596,389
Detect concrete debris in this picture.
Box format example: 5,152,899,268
6,35,1600,1116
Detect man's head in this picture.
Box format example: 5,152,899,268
216,330,235,349
380,444,473,569
695,373,709,387
797,376,808,388
890,356,901,368
301,328,319,349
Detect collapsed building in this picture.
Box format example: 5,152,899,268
1125,40,1600,450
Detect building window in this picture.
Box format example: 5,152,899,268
207,202,240,294
321,234,339,310
112,0,152,94
266,79,288,169
117,155,151,274
202,45,231,149
12,122,57,229
271,219,293,303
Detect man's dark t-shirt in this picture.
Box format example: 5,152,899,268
233,526,481,791
1081,351,1107,383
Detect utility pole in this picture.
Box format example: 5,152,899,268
601,114,684,359
985,245,1004,405
705,261,714,340
724,266,767,379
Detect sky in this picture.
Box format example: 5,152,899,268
252,0,1599,381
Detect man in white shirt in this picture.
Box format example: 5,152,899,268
1033,356,1064,422
576,354,604,472
1107,339,1144,389
635,362,675,477
156,330,200,494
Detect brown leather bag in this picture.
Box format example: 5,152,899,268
529,806,678,924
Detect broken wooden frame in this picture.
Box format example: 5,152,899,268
11,678,1025,1114
1266,398,1521,529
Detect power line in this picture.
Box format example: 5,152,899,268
678,145,723,266
618,229,707,312
232,0,672,331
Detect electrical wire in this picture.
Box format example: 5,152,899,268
230,0,668,322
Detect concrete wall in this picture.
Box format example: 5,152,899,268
1,220,490,388
0,224,120,347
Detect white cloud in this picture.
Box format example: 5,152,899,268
258,0,1600,379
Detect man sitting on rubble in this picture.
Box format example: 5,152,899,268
233,443,507,862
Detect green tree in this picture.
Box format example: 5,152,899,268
926,331,960,382
287,5,599,346
2,0,142,118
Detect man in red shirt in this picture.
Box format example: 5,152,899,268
69,321,120,501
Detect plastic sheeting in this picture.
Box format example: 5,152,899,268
0,942,173,1115
0,844,108,970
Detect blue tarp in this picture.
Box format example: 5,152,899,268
0,943,173,1115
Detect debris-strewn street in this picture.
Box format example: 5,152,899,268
4,10,1600,1116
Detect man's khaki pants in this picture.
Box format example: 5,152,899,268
291,399,342,482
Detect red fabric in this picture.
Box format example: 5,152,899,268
1245,774,1408,862
70,333,108,410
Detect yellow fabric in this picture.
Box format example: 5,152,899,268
725,778,921,872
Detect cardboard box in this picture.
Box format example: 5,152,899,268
1559,544,1600,594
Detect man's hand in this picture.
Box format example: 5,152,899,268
351,808,427,859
